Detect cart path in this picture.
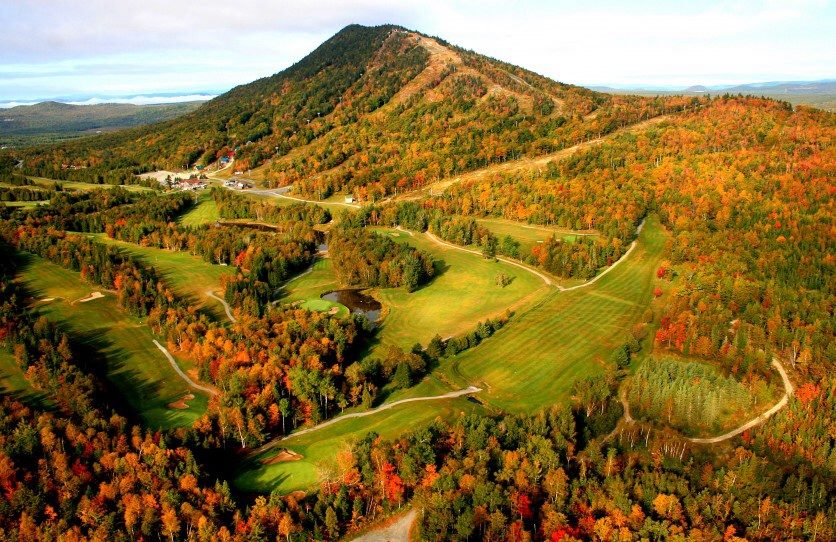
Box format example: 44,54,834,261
252,386,481,455
423,231,554,285
687,358,793,444
206,291,236,323
153,340,219,397
607,357,793,445
423,218,645,290
351,509,417,542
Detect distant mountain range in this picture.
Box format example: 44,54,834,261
591,80,835,110
0,100,205,146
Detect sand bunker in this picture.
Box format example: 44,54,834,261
261,449,303,465
167,393,195,410
76,291,104,303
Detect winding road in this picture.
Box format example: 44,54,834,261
687,358,794,444
153,340,218,397
206,291,236,323
609,357,794,445
422,218,645,290
253,386,481,455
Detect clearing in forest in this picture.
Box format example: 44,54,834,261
87,233,234,321
368,227,547,354
235,394,483,494
178,192,221,226
444,215,666,412
17,253,209,428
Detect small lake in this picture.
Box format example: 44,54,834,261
321,289,381,322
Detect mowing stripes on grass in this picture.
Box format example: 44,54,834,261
445,216,666,413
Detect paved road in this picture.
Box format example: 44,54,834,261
253,386,481,455
206,291,236,323
153,340,218,397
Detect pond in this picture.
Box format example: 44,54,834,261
321,289,381,323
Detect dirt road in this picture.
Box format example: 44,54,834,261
351,509,417,542
687,358,794,444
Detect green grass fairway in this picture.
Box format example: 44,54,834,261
178,193,220,226
1,200,49,208
17,254,209,428
235,395,483,494
475,217,597,253
28,176,152,193
0,350,54,408
445,216,666,413
87,234,233,321
372,228,546,353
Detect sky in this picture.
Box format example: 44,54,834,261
1,0,833,104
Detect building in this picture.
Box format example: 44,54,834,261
344,196,355,204
179,178,207,191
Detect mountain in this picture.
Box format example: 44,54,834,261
0,100,204,146
12,24,686,194
591,79,836,111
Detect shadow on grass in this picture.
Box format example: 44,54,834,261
411,257,450,292
16,251,195,429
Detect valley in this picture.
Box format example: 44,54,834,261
0,21,831,542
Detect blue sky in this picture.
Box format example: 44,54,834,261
1,0,833,103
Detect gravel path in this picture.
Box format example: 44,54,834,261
687,358,793,444
351,509,417,542
153,340,218,397
206,291,236,323
253,387,481,455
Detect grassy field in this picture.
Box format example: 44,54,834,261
235,218,664,494
371,227,546,353
86,233,233,321
475,217,596,253
235,395,483,494
0,200,48,208
178,192,220,226
28,176,153,193
442,216,666,413
17,253,209,428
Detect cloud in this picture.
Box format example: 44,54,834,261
0,0,833,100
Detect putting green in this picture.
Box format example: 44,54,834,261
445,216,666,412
17,253,209,428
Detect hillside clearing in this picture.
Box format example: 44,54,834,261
444,215,665,412
86,234,234,321
17,253,209,428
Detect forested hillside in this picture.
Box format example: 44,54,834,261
0,23,833,542
0,100,203,146
9,24,690,197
